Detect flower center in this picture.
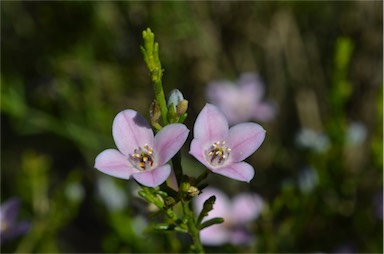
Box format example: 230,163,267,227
206,141,231,166
130,144,155,170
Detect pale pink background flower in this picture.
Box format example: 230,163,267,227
95,109,189,187
194,187,264,246
190,104,266,182
206,72,276,125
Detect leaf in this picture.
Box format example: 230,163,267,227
199,217,225,230
196,195,216,226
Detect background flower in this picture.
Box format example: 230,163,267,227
194,187,264,246
0,198,30,244
206,72,276,125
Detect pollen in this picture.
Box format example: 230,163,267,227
130,144,155,170
206,141,231,166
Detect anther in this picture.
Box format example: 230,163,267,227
206,141,231,166
130,144,155,170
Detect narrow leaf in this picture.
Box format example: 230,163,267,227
199,217,224,230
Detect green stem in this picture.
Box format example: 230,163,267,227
172,151,183,186
181,200,204,253
141,28,168,126
195,168,210,185
153,78,168,125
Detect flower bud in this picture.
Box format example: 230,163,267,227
187,186,200,198
167,89,188,115
180,181,191,193
176,99,188,115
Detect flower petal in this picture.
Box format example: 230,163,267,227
94,149,136,179
238,72,265,101
200,224,229,246
189,139,213,169
226,122,266,162
0,198,20,226
112,110,154,156
206,81,236,106
231,193,264,224
132,165,171,187
154,123,189,165
253,102,276,122
211,162,255,182
229,229,253,245
193,104,229,146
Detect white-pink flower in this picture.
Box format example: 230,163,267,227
206,72,275,125
94,109,189,187
194,187,264,246
189,104,266,182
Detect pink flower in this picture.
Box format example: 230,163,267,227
206,72,275,125
189,104,266,182
94,109,189,187
194,187,264,246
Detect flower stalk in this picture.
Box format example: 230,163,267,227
181,198,204,253
141,27,205,252
141,28,168,126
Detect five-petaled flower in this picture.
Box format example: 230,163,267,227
206,72,275,125
189,104,266,182
94,109,189,187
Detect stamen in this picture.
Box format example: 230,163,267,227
130,144,155,170
206,141,231,166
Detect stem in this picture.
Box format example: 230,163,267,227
153,78,168,125
171,151,183,186
141,28,168,126
181,200,204,253
195,168,210,185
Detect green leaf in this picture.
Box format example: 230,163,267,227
199,217,224,230
196,195,216,226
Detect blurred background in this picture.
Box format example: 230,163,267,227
1,1,382,253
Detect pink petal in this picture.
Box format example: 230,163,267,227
211,162,255,182
112,110,154,156
189,139,213,170
253,102,276,122
193,104,229,146
132,165,171,187
206,81,236,106
154,124,189,165
226,122,266,162
238,72,265,101
200,224,229,245
229,229,253,245
231,193,264,224
167,169,179,191
94,149,137,179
